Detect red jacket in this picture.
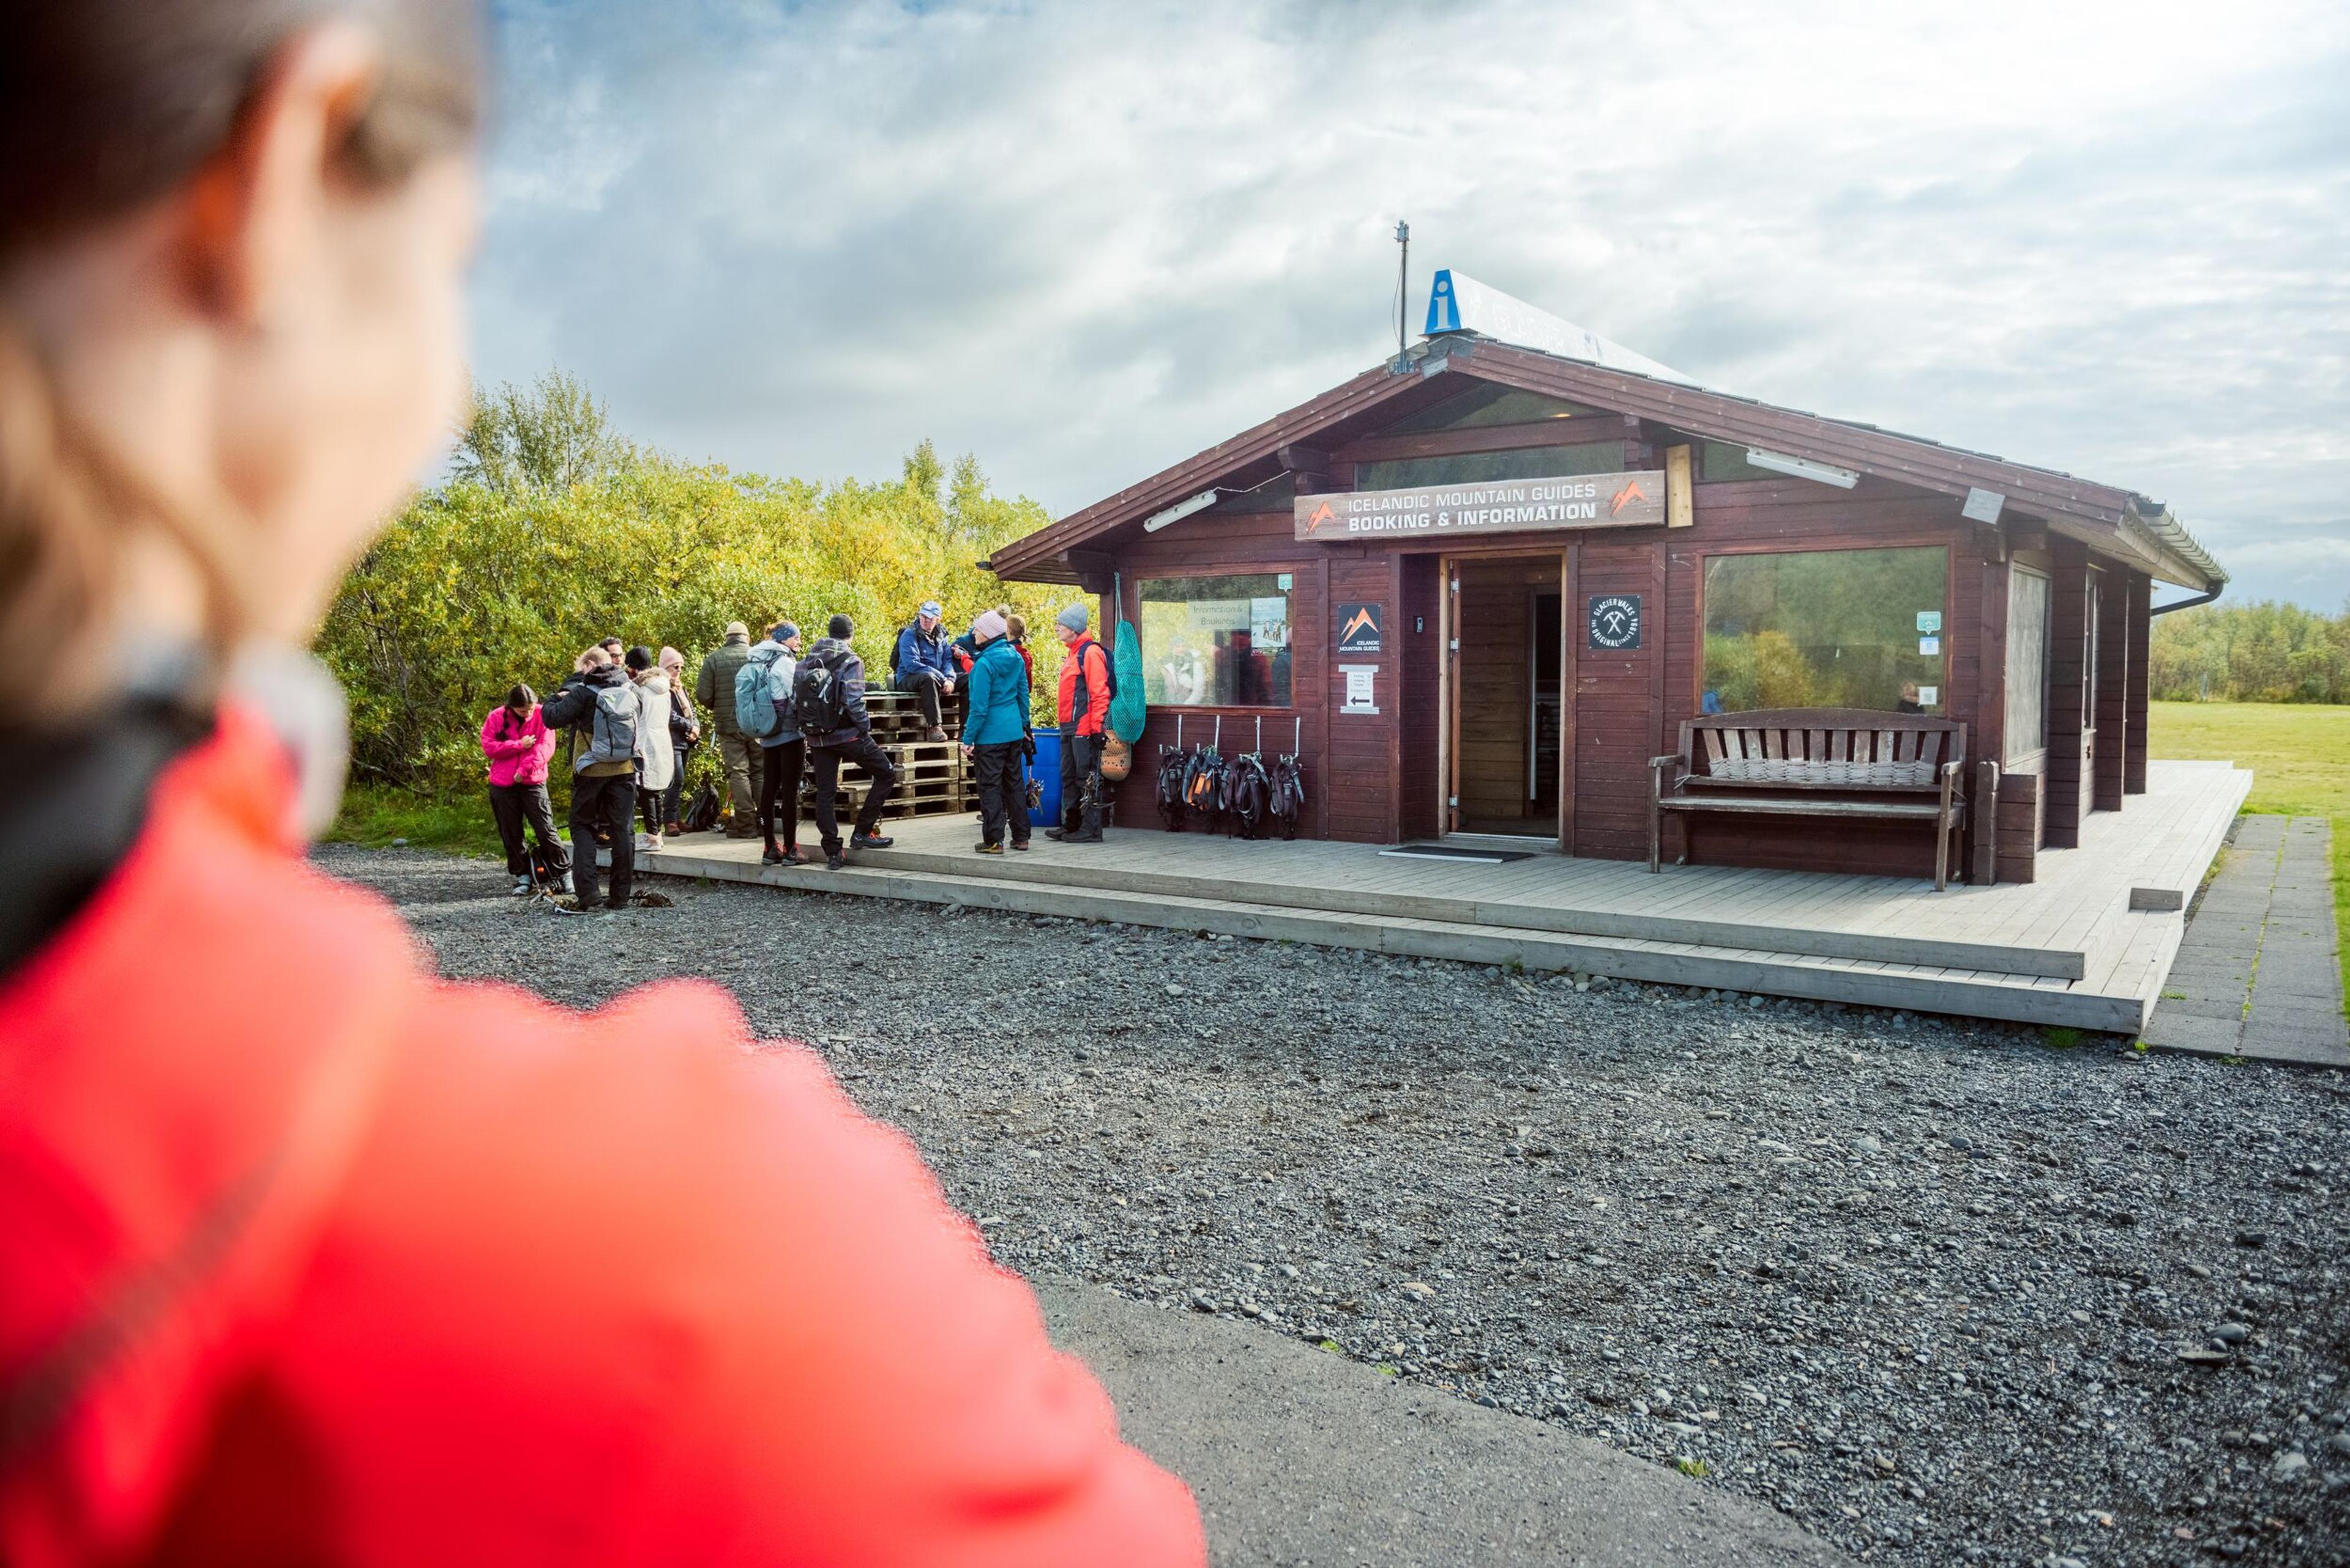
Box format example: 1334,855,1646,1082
1054,638,1111,737
0,707,1203,1567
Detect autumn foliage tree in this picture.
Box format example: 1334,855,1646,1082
317,372,1069,794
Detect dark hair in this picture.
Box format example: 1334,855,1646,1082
505,681,534,711
0,1,482,718
624,644,652,672
827,613,853,640
599,637,624,654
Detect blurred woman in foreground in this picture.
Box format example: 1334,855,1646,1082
0,4,1203,1564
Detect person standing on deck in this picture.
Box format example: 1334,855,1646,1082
696,621,764,837
1050,603,1111,844
960,609,1031,854
754,622,807,866
802,614,899,870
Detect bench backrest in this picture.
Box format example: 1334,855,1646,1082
1683,709,1967,791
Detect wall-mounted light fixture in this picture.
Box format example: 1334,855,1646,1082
1142,489,1220,532
1745,449,1859,489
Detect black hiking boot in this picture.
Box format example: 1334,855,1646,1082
851,832,894,850
824,849,845,870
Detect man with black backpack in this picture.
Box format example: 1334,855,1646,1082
797,614,899,870
1049,602,1113,844
540,644,644,910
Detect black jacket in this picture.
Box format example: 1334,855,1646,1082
802,638,871,747
540,663,628,734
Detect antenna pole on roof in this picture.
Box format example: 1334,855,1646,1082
1393,219,1410,354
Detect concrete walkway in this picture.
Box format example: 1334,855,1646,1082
1037,1280,1851,1568
2142,815,2350,1067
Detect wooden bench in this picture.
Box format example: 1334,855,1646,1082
1649,709,1975,890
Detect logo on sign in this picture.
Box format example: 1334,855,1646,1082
1608,478,1648,517
1304,499,1338,534
1588,594,1642,651
1336,602,1384,654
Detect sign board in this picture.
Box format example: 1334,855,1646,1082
1588,594,1643,651
1339,664,1379,715
1961,487,2005,524
1297,471,1666,542
1335,602,1384,654
1915,610,1942,633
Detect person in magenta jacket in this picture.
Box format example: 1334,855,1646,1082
481,684,567,892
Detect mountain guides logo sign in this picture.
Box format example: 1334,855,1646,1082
1294,469,1665,541
1336,603,1384,654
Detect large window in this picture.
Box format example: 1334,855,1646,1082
1139,574,1293,707
2005,566,2050,759
1701,547,1948,714
1357,441,1627,491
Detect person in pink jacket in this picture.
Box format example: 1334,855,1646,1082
482,683,569,894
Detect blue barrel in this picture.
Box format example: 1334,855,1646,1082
1031,727,1062,826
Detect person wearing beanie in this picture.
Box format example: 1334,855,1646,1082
801,614,898,868
959,610,1031,854
657,646,701,833
755,622,808,866
1050,602,1111,843
892,598,958,741
694,619,764,836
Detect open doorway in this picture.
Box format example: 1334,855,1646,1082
1445,553,1562,838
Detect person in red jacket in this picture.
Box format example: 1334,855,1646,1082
0,6,1204,1567
1050,603,1113,843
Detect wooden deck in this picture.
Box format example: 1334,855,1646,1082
644,760,2250,1032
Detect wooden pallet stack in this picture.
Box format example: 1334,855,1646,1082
800,687,977,822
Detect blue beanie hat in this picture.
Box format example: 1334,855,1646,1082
1056,602,1090,633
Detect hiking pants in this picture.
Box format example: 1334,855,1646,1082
899,668,953,730
974,741,1029,848
1059,730,1103,837
569,772,637,907
718,731,764,832
488,781,568,880
662,741,695,827
811,734,898,853
760,737,805,852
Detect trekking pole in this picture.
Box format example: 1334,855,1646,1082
1293,715,1302,755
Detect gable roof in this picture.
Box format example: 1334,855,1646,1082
988,334,2225,592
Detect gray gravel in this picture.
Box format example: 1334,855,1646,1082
323,845,2350,1568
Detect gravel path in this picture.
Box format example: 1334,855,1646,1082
324,845,2350,1568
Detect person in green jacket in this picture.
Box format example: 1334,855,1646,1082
958,610,1031,854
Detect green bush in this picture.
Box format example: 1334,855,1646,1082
2150,599,2350,704
316,373,1073,797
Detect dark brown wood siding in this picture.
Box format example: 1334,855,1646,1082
2043,540,2091,848
1326,552,1397,842
2124,571,2150,795
1572,542,1661,861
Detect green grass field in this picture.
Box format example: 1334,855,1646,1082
2148,701,2350,1015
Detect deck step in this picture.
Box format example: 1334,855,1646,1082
644,849,2149,1032
802,843,2092,980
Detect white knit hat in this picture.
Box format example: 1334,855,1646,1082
972,608,1009,643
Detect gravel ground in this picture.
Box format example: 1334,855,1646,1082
324,845,2350,1568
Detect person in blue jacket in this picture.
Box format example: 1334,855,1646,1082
958,609,1032,854
893,599,958,741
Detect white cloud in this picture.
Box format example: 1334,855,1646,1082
469,0,2350,608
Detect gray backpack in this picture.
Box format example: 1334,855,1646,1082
584,681,641,767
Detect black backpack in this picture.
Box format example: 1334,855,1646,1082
793,649,849,736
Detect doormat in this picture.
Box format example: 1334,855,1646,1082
1378,844,1537,865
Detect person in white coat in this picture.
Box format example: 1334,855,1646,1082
625,644,675,850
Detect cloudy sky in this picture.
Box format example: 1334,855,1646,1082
471,0,2349,610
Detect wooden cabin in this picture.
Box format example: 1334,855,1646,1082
987,275,2226,885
